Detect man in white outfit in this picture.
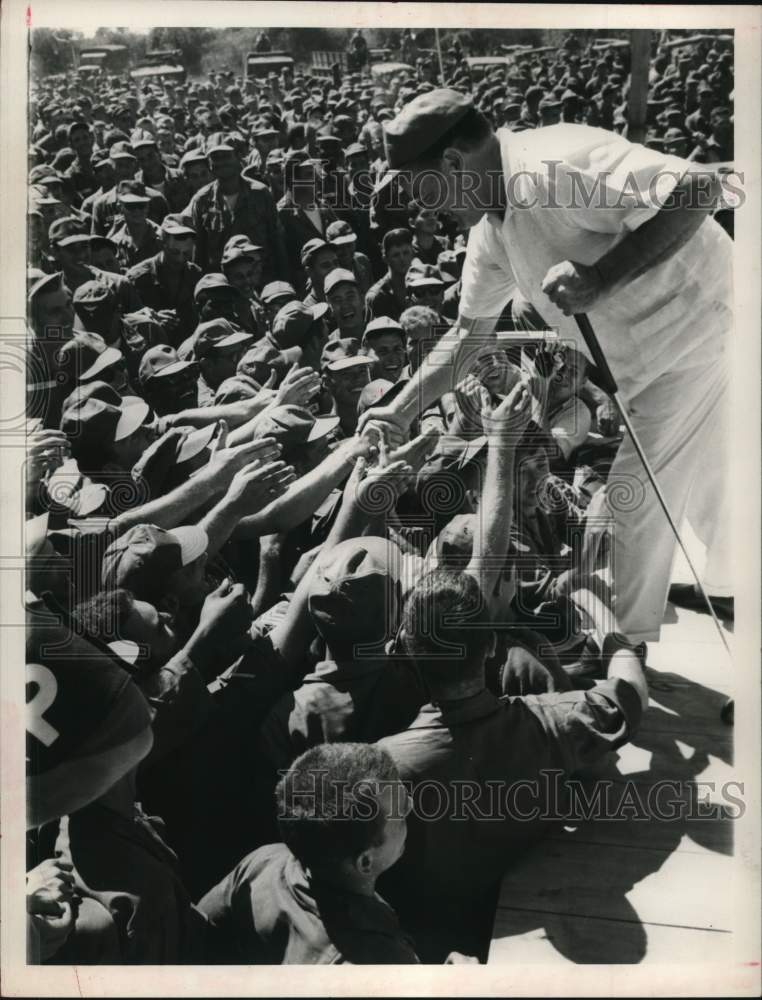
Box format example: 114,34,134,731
361,89,732,643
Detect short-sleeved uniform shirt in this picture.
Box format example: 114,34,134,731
377,679,642,904
457,124,732,403
198,843,419,964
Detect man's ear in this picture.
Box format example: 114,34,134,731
442,146,466,174
354,850,373,876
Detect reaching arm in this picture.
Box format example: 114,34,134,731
466,384,531,600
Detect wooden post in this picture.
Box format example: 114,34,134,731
627,29,651,144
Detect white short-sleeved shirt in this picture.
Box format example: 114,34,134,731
459,125,733,401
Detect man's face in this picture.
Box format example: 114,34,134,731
225,256,264,298
406,329,439,374
257,133,280,156
198,294,240,324
334,241,355,269
185,161,212,191
326,282,363,331
113,157,138,182
474,346,516,395
326,363,370,408
309,248,339,288
384,240,413,276
135,144,162,173
111,422,157,471
162,232,195,267
265,295,293,326
147,369,199,415
55,240,91,276
365,333,407,382
413,207,438,236
120,200,149,227
97,360,130,396
517,446,550,506
70,127,93,158
202,344,245,388
125,598,178,669
209,150,240,182
90,243,120,273
37,286,75,337
114,110,133,133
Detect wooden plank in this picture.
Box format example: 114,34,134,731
495,839,734,931
489,910,733,965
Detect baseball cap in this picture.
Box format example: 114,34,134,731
138,344,197,387
300,237,331,268
79,345,124,383
324,268,358,297
261,280,297,305
320,337,371,373
326,220,357,246
357,378,395,414
193,272,240,303
193,318,253,360
362,316,405,345
238,341,300,384
307,536,403,648
221,236,263,266
175,423,218,464
434,512,476,566
271,300,330,350
160,214,196,237
61,394,150,461
406,263,446,289
101,523,209,593
72,280,116,313
255,404,339,453
179,149,208,169
343,142,367,159
384,89,473,170
214,374,262,404
117,179,150,204
48,216,90,246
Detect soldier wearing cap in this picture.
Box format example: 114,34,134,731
408,200,448,267
138,344,200,415
405,262,448,315
277,151,340,293
320,337,373,437
519,84,544,130
179,149,212,194
301,238,339,307
90,151,170,238
63,122,96,202
187,142,288,280
60,387,154,478
48,216,143,314
125,214,202,345
323,267,365,341
260,280,298,330
270,300,330,374
189,318,254,405
361,317,407,384
27,273,78,428
325,220,372,296
108,180,162,269
359,86,732,645
133,135,192,213
81,157,117,217
538,95,562,127
220,235,268,338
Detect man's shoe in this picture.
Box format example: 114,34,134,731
668,583,734,621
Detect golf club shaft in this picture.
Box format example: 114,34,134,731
574,314,731,656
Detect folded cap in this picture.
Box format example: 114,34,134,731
221,234,263,265
48,216,90,246
72,279,116,310
320,336,371,373
384,88,474,169
357,377,396,414
193,272,240,302
261,280,297,305
101,523,208,594
138,344,197,386
175,423,218,464
79,346,124,383
179,148,208,169
213,373,262,404
193,318,253,360
160,213,196,237
61,394,149,461
362,316,404,344
307,536,402,647
343,141,367,159
324,267,358,297
117,179,150,204
256,405,340,454
271,300,330,349
300,237,330,267
325,220,356,246
406,262,446,288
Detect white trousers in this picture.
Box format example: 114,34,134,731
602,354,731,643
